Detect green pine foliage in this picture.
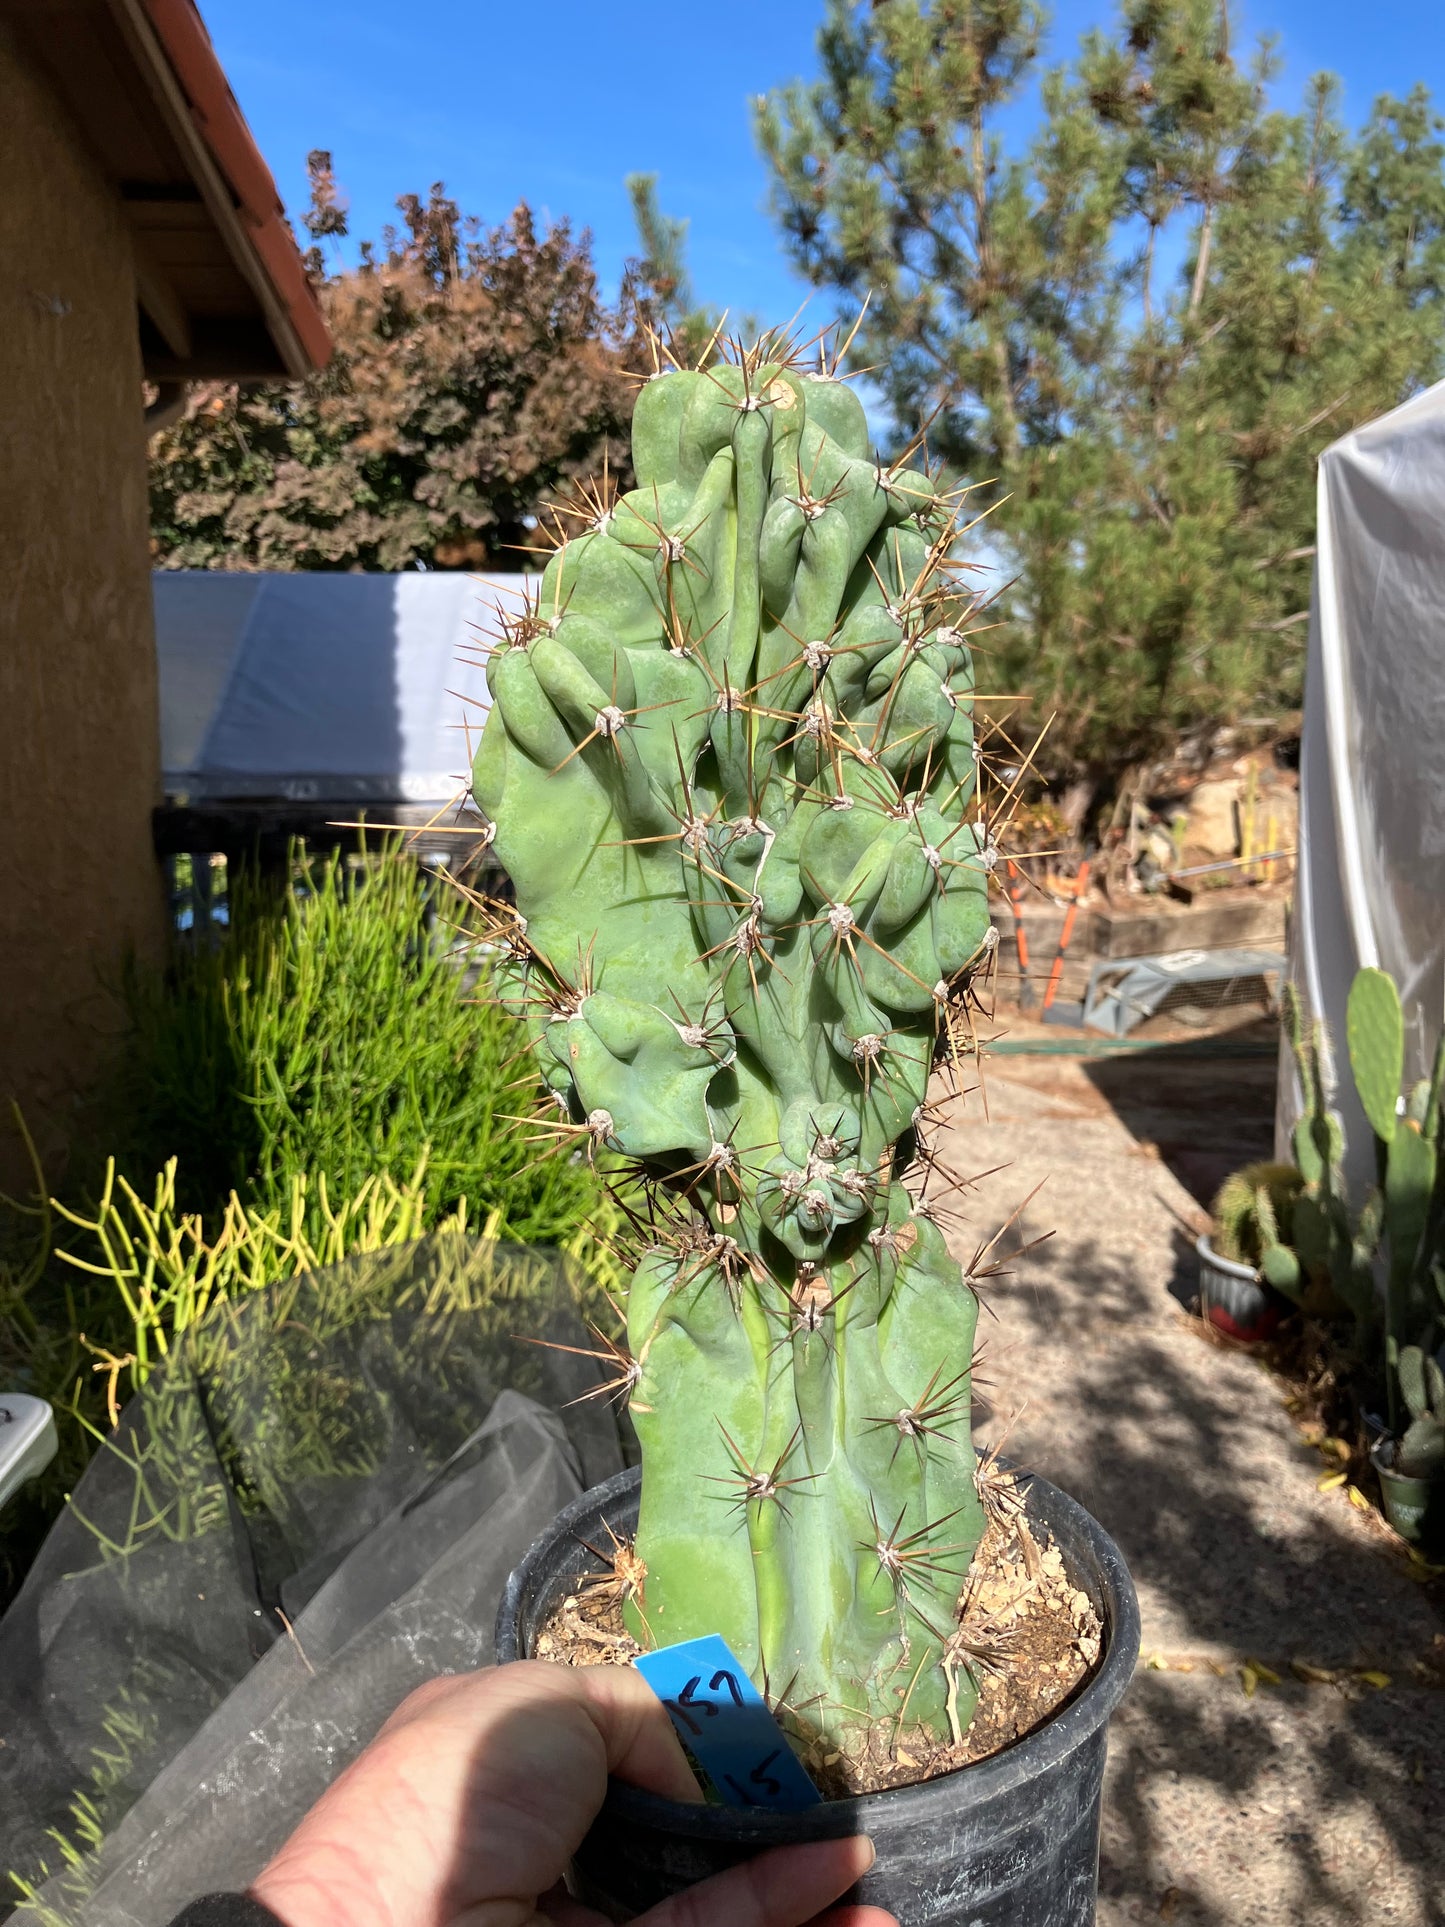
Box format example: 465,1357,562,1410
623,174,758,367
756,0,1445,770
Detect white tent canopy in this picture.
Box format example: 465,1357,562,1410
1286,380,1445,1182
153,572,522,808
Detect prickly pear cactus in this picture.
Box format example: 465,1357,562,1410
1344,967,1445,1429
1283,983,1375,1326
472,335,998,1764
1288,969,1445,1436
1397,1342,1445,1477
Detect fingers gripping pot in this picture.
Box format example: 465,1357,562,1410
496,1469,1141,1926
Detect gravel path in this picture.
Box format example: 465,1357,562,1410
932,1037,1445,1926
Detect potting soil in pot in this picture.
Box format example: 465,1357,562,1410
532,1464,1103,1799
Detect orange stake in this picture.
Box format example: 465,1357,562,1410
1040,859,1091,1013
1004,860,1034,1006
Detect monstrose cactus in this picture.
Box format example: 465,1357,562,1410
472,331,1000,1768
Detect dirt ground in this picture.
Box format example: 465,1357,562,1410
931,1017,1445,1927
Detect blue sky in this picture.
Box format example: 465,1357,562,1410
208,0,1445,326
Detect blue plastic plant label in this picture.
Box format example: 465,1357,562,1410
634,1633,823,1812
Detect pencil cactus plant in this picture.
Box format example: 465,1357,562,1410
472,331,1001,1767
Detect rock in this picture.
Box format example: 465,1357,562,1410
1181,779,1241,859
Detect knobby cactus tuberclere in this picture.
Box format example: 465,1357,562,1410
472,329,1011,1770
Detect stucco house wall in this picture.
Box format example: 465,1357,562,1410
0,21,165,1187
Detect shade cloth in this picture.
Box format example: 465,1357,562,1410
153,573,527,807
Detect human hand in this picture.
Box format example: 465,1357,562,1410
250,1660,897,1927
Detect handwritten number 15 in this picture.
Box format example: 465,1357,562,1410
722,1751,785,1805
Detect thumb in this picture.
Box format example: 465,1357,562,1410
630,1835,897,1927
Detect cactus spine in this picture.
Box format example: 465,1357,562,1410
472,333,996,1762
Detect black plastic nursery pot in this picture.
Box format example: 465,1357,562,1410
1195,1234,1284,1342
495,1465,1141,1927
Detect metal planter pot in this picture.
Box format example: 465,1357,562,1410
1196,1233,1284,1341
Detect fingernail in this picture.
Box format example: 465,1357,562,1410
856,1836,877,1870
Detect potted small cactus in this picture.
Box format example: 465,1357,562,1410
1198,1161,1305,1340
1200,979,1387,1345
474,331,1137,1923
1376,1340,1445,1541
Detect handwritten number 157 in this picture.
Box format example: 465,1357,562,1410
663,1669,744,1735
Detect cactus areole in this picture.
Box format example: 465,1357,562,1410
472,337,998,1768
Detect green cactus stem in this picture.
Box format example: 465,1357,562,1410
1288,968,1445,1437
1210,1160,1304,1296
1282,983,1376,1327
472,330,1001,1762
1341,968,1445,1431
1396,1342,1445,1478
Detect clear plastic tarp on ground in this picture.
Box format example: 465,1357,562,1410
0,1238,623,1926
153,573,527,807
1282,379,1445,1185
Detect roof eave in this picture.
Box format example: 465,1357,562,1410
124,0,330,377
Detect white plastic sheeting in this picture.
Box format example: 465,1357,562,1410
153,572,526,806
1283,380,1445,1187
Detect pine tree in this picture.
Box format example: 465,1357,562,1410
623,173,754,365
757,0,1445,774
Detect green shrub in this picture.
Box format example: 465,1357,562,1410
106,842,605,1246
1,845,625,1601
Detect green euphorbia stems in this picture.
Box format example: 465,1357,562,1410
473,339,995,1755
